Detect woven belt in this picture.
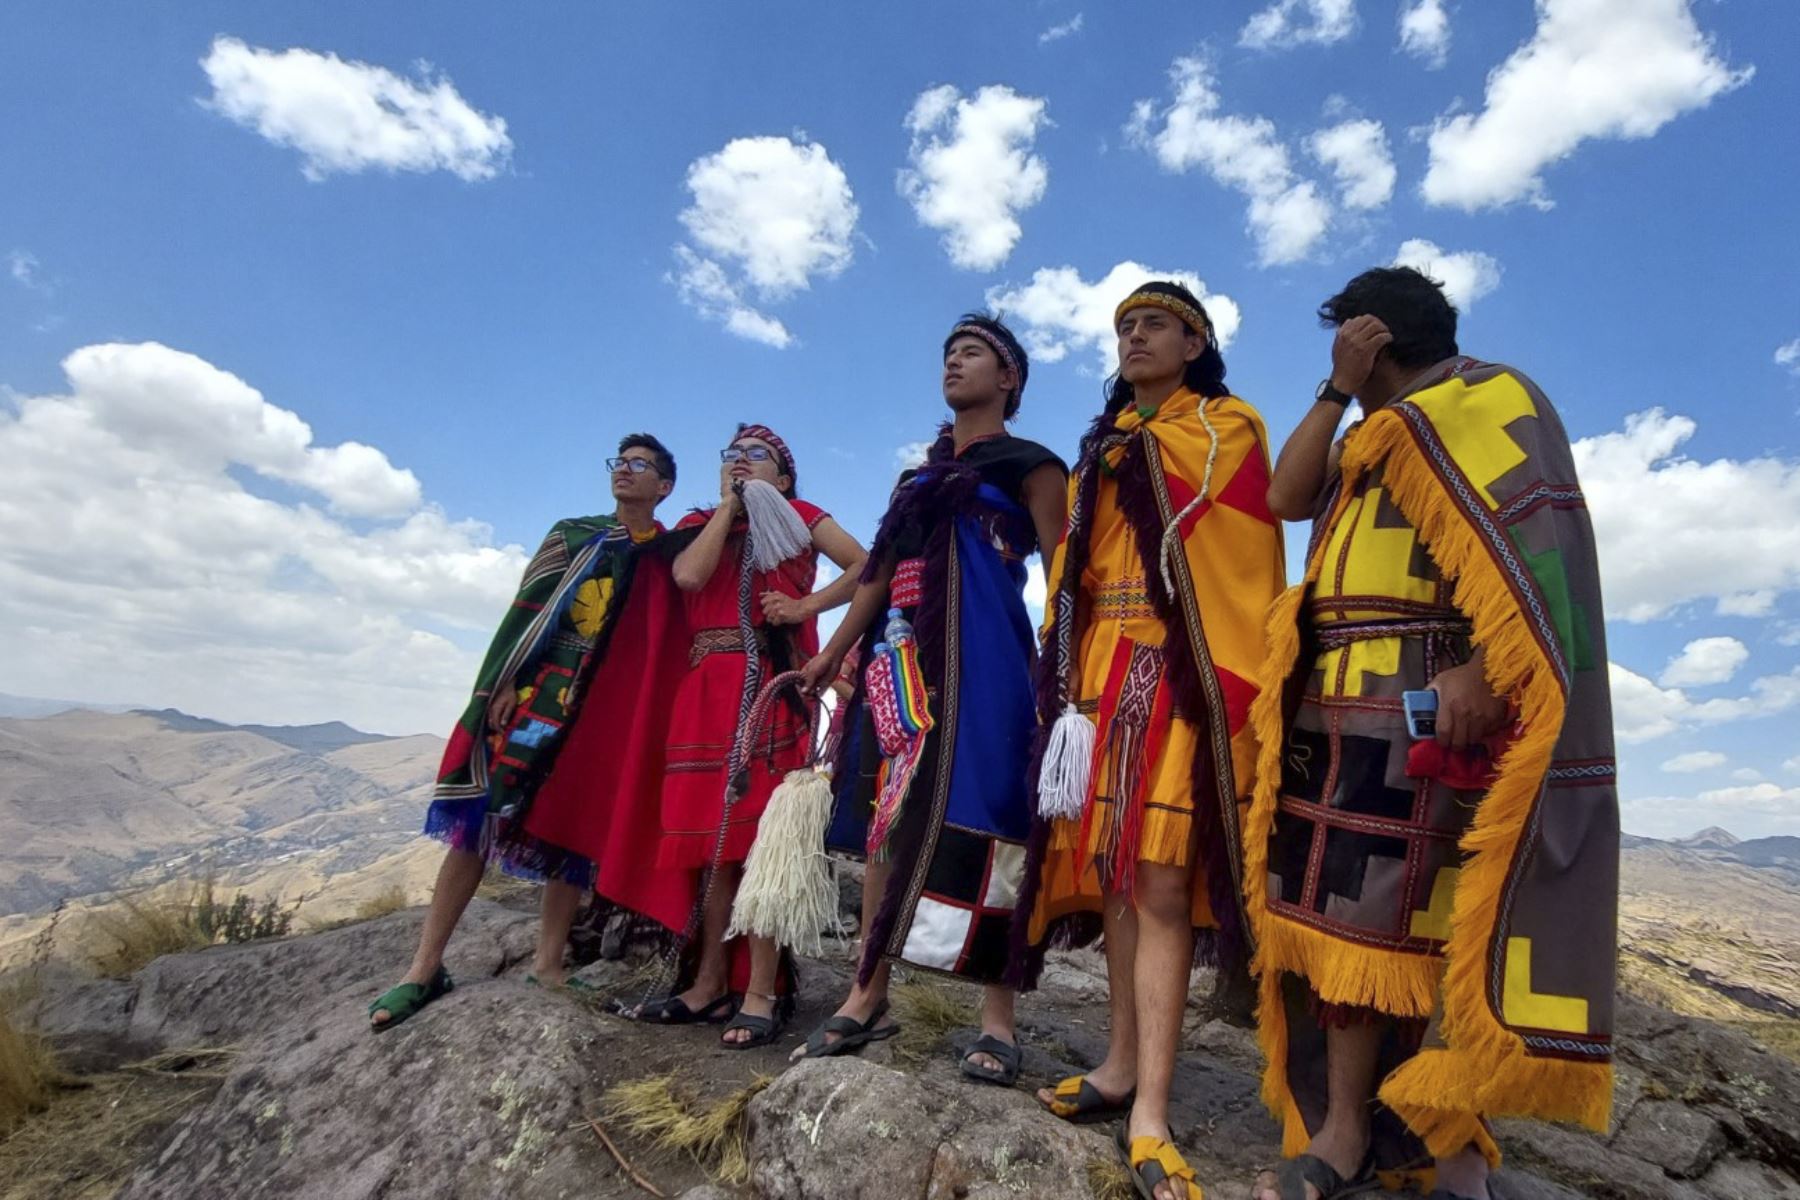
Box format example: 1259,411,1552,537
689,626,771,667
1313,615,1470,651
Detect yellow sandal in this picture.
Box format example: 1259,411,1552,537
1040,1073,1135,1123
1116,1126,1203,1200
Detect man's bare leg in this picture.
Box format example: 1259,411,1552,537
792,859,896,1060
529,879,585,985
1251,1021,1382,1200
370,846,484,1027
966,984,1018,1073
1125,861,1198,1200
1036,893,1139,1108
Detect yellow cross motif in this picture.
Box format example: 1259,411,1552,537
1408,866,1459,941
1502,935,1589,1033
1416,373,1537,509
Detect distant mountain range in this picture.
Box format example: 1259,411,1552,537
0,704,1795,1053
0,691,140,719
1622,827,1800,886
0,707,442,938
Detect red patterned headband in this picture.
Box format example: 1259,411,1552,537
948,323,1023,394
734,423,795,478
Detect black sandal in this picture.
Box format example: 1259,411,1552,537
721,990,793,1050
959,1033,1022,1086
625,991,737,1025
1267,1151,1379,1199
795,999,897,1059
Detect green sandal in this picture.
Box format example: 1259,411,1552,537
368,965,454,1032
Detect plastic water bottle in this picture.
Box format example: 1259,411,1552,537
884,607,914,649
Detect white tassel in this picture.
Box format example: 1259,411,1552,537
726,765,836,956
740,478,812,570
1036,704,1095,820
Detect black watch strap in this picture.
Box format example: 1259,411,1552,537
1315,379,1352,407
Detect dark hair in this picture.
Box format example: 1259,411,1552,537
618,432,676,483
943,313,1031,420
1103,280,1228,414
1318,266,1459,369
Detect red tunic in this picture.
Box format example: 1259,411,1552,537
522,550,694,932
656,499,826,869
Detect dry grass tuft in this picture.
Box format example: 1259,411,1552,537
475,870,536,905
0,1046,235,1200
0,1007,57,1137
352,884,412,922
1086,1154,1133,1200
599,1072,772,1186
86,876,299,978
890,976,977,1063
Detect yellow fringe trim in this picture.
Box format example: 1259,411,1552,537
1243,407,1613,1150
1255,912,1443,1017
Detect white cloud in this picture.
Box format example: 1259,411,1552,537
1420,0,1751,211
668,246,791,350
1610,664,1691,743
1624,781,1800,838
672,135,858,347
986,261,1241,369
1308,119,1395,210
1039,14,1084,44
1784,757,1800,774
1574,409,1800,621
1776,337,1800,376
1024,561,1048,625
1126,56,1331,265
1609,661,1800,745
8,250,43,290
1716,591,1775,618
1391,239,1501,310
894,441,932,471
199,36,511,182
1241,0,1357,49
1660,637,1749,687
1398,0,1451,67
898,85,1049,271
1660,751,1726,773
1730,767,1764,784
1691,783,1800,818
680,136,858,297
0,344,527,733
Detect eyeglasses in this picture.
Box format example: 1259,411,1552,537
606,457,660,475
720,446,777,464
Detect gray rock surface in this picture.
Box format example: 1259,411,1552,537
16,900,1800,1200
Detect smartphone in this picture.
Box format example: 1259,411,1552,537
1402,689,1438,740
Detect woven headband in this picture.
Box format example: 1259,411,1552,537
947,323,1024,395
734,423,795,478
1114,291,1211,339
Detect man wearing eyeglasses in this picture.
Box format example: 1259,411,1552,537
370,433,694,1031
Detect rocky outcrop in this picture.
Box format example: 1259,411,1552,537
16,900,1800,1199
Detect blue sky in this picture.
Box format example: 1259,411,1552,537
2,1,1796,837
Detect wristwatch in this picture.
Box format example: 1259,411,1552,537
1315,379,1353,406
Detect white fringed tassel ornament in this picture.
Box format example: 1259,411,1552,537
740,478,812,570
1036,703,1095,820
727,764,836,957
